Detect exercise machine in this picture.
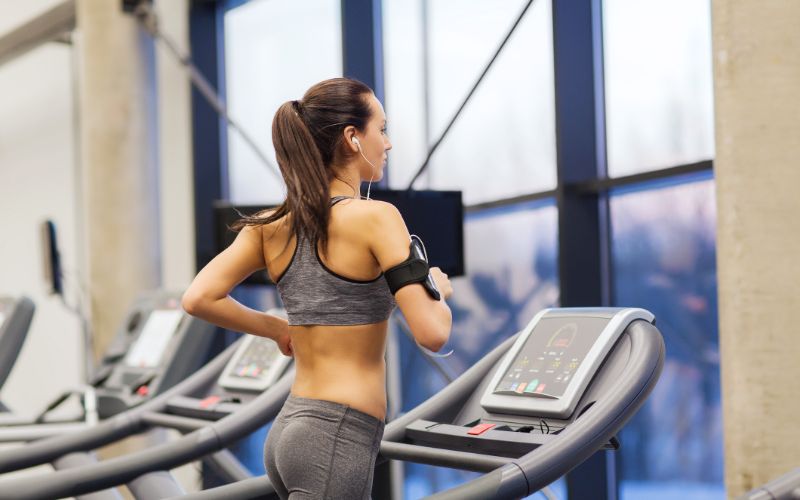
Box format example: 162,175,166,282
0,295,35,399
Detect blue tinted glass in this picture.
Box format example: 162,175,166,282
398,199,559,498
610,173,724,500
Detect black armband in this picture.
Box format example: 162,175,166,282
384,235,441,301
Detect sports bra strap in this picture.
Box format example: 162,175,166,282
330,196,351,207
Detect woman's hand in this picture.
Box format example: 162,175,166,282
265,313,293,356
276,331,293,357
430,267,453,300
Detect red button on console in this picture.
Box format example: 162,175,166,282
199,395,222,409
136,385,150,397
467,423,496,435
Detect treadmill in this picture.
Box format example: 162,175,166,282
738,468,800,500
181,307,665,499
0,321,294,499
0,290,217,442
0,296,35,400
0,307,664,499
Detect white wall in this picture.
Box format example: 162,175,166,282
0,0,195,415
0,37,83,413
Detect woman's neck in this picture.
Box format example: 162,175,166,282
329,166,362,198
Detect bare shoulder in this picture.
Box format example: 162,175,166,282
335,198,404,227
247,210,288,238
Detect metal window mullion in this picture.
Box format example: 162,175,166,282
552,0,616,499
189,1,226,273
341,0,388,186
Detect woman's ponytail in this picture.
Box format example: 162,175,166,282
271,100,332,249
231,78,374,254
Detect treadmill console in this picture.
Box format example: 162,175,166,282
480,308,653,418
94,291,216,418
123,309,184,369
218,334,292,392
163,310,292,421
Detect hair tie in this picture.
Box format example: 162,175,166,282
291,100,303,117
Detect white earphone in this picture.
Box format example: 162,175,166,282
352,136,377,200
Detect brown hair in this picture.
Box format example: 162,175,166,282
231,78,374,252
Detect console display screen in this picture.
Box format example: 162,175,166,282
228,337,279,380
494,317,611,399
124,309,183,368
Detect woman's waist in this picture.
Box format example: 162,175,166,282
289,323,388,358
291,366,387,420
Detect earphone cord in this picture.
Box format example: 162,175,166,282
366,174,374,200
358,146,377,200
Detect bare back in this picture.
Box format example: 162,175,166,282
261,198,390,420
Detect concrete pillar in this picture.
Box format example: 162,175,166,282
75,0,160,359
155,0,196,291
712,1,800,496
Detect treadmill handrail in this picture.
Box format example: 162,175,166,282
737,467,800,500
380,441,513,472
0,296,34,390
424,320,665,499
139,411,212,433
178,476,278,500
0,366,294,499
0,337,241,474
202,449,254,484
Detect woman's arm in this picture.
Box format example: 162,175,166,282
182,225,292,355
367,202,453,352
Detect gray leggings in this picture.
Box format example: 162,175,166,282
264,395,385,500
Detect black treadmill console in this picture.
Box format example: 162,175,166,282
481,308,653,418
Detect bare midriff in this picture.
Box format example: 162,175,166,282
288,320,389,421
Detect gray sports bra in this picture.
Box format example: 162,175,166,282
275,196,396,326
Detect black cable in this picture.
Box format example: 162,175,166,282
393,316,455,384
405,0,537,190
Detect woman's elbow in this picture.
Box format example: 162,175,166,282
417,325,450,352
181,289,206,317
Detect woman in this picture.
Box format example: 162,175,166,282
182,77,453,499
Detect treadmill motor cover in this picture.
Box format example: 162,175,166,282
481,308,653,418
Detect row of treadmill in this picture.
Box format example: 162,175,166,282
0,293,795,499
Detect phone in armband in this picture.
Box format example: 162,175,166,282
410,235,441,301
